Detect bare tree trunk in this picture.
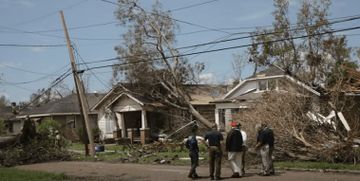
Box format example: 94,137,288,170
188,102,215,128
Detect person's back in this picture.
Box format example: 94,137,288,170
226,128,243,152
205,128,223,180
186,135,199,153
186,134,199,179
205,130,223,147
257,127,274,147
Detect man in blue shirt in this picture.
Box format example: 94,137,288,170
186,123,200,180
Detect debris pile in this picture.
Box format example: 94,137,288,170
236,92,360,163
0,119,71,167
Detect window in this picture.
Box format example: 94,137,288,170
258,80,267,91
258,79,278,91
66,116,76,128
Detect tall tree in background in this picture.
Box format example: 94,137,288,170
113,0,213,127
248,0,358,89
0,95,9,108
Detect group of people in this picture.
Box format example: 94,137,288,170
185,121,274,180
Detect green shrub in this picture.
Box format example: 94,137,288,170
36,118,61,136
0,120,5,136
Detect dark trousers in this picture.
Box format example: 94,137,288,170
189,152,199,177
208,146,222,178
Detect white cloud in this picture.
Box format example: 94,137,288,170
1,0,36,8
235,11,270,22
30,47,46,52
199,73,217,84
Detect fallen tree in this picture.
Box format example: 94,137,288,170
236,91,360,163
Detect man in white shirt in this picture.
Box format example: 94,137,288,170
239,125,247,176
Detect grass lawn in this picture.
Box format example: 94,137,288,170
275,161,360,170
0,168,68,181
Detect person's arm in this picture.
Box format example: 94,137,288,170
225,131,232,151
255,132,263,150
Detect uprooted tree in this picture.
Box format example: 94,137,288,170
241,0,360,162
113,0,214,128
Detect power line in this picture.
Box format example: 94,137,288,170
13,0,89,26
76,14,360,67
0,63,63,76
82,25,360,71
170,0,220,12
100,0,231,34
72,44,111,89
176,14,360,50
18,71,73,111
2,68,71,85
0,43,66,47
29,21,117,33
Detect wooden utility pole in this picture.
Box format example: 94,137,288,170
59,10,95,157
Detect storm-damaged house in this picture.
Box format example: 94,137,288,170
91,84,227,144
212,66,323,131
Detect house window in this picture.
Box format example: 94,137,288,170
258,79,278,91
66,116,76,128
258,80,267,91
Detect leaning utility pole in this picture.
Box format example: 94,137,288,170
59,10,95,157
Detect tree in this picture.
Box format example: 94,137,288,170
0,95,9,108
244,0,360,162
248,0,357,88
113,0,213,128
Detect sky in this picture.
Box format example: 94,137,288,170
0,0,360,103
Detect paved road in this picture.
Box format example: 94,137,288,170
16,161,359,181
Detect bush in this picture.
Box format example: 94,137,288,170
37,118,61,136
0,120,6,136
0,119,71,167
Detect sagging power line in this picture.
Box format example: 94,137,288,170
81,25,360,71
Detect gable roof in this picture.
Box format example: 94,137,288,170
19,93,105,117
223,66,320,99
0,106,16,120
247,65,286,79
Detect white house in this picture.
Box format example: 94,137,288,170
212,66,321,131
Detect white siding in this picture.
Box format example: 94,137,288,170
113,96,142,112
97,110,116,139
228,80,258,99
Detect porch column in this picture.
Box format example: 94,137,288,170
141,110,147,129
224,109,232,131
115,112,126,138
214,108,220,131
140,110,150,144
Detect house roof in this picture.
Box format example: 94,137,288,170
247,65,285,79
0,106,16,120
222,66,320,100
186,84,228,105
19,93,105,117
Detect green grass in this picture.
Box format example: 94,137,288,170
275,161,360,170
0,168,68,181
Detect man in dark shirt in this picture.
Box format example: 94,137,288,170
255,123,275,176
204,124,223,180
226,122,243,178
